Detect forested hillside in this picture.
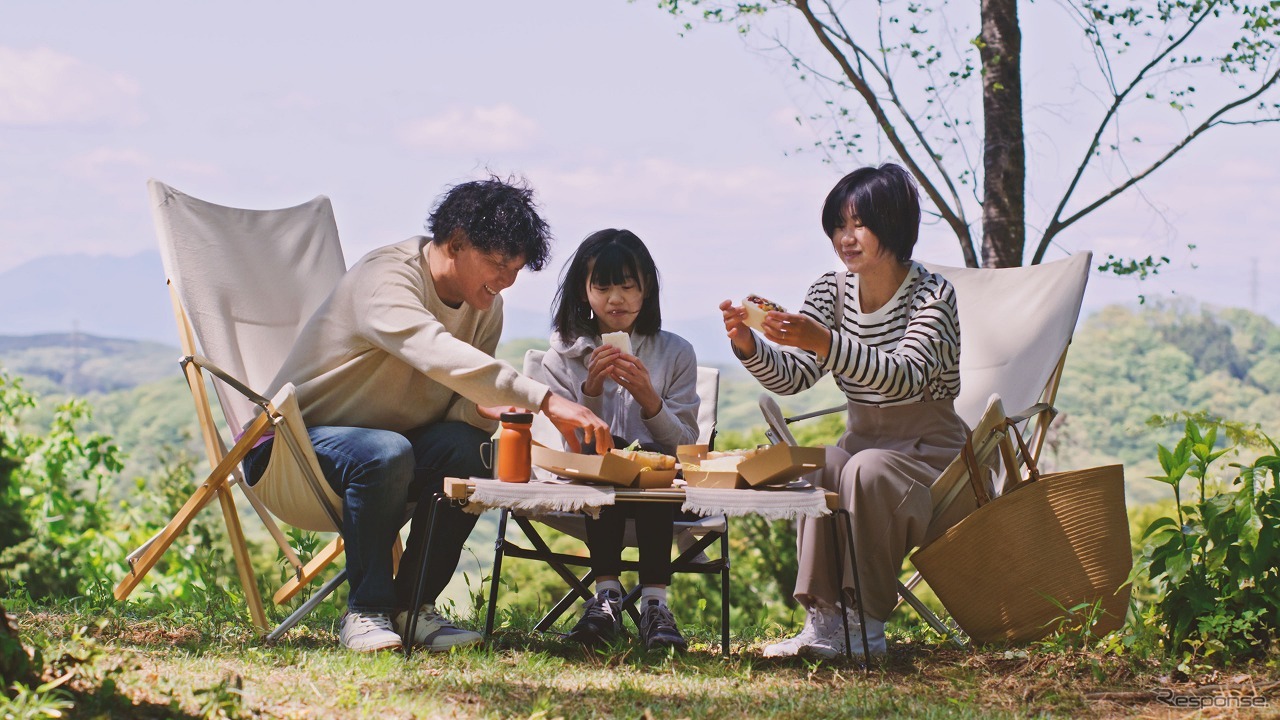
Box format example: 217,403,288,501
3,300,1278,506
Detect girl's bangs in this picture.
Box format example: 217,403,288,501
587,243,640,287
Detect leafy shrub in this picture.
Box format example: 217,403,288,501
1128,420,1280,664
1,367,243,615
0,371,124,600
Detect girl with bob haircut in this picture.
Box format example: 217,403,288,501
720,162,965,660
543,228,701,651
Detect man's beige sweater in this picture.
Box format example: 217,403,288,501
265,237,550,433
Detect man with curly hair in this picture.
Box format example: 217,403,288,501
244,176,611,652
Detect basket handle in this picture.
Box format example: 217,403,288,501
961,438,992,507
1002,415,1042,493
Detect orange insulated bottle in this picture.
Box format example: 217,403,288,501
497,411,533,483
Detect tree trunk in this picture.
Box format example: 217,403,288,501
980,0,1026,267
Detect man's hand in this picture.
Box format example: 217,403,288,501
476,404,524,421
540,393,612,454
582,345,622,397
761,311,831,356
719,299,757,358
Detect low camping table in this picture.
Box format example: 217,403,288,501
404,477,870,662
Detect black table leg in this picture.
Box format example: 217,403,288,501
404,493,446,658
484,508,510,640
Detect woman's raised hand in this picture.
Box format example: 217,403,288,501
719,300,757,359
762,311,831,356
582,345,622,397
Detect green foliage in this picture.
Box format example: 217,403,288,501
1054,302,1280,505
1096,253,1170,281
0,372,124,600
0,679,74,719
1127,419,1280,664
0,364,240,615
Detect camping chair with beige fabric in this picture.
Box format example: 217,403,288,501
759,253,1094,645
481,349,732,653
113,180,355,638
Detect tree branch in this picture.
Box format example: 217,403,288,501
1040,1,1219,261
795,0,978,266
1035,65,1280,262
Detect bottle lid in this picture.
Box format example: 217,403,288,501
500,411,534,424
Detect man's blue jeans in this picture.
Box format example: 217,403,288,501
243,421,490,614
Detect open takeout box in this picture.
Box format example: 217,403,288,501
531,443,677,489
677,443,826,489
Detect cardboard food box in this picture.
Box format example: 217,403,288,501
677,444,744,489
531,444,677,488
678,443,826,489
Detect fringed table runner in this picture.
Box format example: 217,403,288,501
682,486,830,520
461,478,616,518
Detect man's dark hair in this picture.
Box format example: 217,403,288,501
820,163,921,263
426,175,552,270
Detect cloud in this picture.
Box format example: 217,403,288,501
0,46,143,126
65,147,150,182
398,104,537,153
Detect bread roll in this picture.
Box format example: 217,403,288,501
609,448,676,471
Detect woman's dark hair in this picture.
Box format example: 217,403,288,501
820,163,921,263
426,175,552,271
552,229,662,340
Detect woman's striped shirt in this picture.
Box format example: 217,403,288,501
740,262,961,406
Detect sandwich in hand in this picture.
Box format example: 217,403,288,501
600,330,632,355
742,294,786,333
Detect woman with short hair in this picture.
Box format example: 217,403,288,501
720,162,965,659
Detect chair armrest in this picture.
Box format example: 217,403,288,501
181,354,270,408
1006,402,1056,427
759,395,799,447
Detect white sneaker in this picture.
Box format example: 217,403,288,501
394,604,482,651
339,611,403,653
801,604,888,660
762,605,830,658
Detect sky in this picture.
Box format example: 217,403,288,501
2,0,1278,348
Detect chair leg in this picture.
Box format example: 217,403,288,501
216,485,268,632
830,509,871,670
114,413,270,602
896,580,967,648
720,527,731,658
266,568,347,643
114,467,229,601
484,509,510,640
537,570,595,633
839,508,871,669
274,537,345,605
511,516,596,612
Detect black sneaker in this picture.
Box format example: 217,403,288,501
567,590,623,646
639,600,688,652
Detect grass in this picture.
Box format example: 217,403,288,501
9,602,1280,719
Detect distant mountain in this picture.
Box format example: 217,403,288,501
0,252,175,344
0,333,179,395
0,250,594,348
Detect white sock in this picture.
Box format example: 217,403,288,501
596,579,623,598
640,586,668,607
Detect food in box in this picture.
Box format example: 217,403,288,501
531,444,677,488
678,443,824,488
